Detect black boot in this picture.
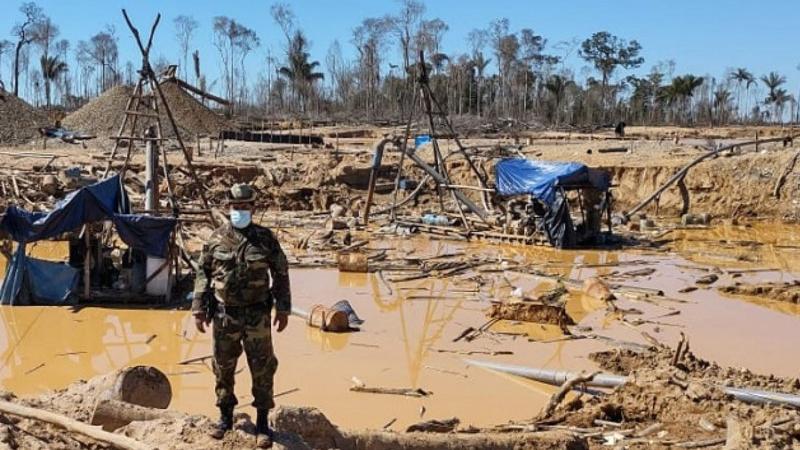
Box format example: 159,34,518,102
210,405,234,439
255,409,273,448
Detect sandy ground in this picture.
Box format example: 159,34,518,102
0,125,799,448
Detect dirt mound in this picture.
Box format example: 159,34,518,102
719,281,800,304
1,374,586,450
63,82,229,140
590,347,800,394
544,347,800,448
62,85,132,138
0,88,49,143
0,391,103,450
158,80,230,138
561,374,797,448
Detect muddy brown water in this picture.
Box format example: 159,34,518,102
1,223,799,430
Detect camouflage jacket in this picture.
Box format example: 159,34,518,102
192,223,291,314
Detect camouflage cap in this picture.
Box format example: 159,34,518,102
228,183,256,204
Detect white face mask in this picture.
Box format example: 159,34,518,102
230,209,252,229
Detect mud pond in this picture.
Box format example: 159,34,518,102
1,222,798,430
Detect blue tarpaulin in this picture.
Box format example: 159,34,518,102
1,175,176,257
495,159,600,205
0,245,79,305
415,134,432,149
495,158,611,248
0,175,177,305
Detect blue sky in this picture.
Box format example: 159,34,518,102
2,0,799,99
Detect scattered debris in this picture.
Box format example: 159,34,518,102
350,385,432,398
488,302,575,330
406,417,460,433
696,274,719,285
719,281,800,304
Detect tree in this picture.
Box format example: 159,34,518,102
173,15,198,81
713,87,733,125
467,28,489,116
519,28,558,116
415,18,448,65
31,16,58,58
54,38,69,99
729,67,754,121
544,74,573,125
761,71,787,122
352,17,390,116
579,31,644,119
212,16,259,110
77,28,119,93
388,0,424,74
11,2,43,96
31,16,60,105
488,18,514,116
659,75,704,124
192,50,200,84
325,40,342,101
270,2,295,44
39,54,66,107
278,30,324,112
0,40,13,86
471,52,490,116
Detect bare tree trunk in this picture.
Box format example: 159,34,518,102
45,78,51,108
13,41,23,96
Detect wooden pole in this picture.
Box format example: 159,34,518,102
91,399,184,432
144,126,158,213
390,87,419,221
121,9,217,227
0,400,153,450
83,226,91,300
405,149,487,221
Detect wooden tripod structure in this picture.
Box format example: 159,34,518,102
380,51,491,226
103,10,214,226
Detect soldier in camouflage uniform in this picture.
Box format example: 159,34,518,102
192,184,291,448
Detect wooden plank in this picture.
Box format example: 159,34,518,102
110,136,166,142
125,110,159,118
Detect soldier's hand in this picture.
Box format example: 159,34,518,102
194,312,209,333
274,312,289,333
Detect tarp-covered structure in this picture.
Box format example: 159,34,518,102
0,175,177,305
495,158,611,248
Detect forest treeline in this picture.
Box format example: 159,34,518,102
1,1,797,127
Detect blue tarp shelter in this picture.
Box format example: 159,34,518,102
495,159,608,205
0,175,177,305
495,158,611,248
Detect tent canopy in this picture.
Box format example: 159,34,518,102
0,174,176,257
0,175,177,305
495,158,610,205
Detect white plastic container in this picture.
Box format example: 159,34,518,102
145,257,170,296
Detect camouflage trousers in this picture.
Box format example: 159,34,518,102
212,303,278,409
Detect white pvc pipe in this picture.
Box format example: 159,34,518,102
465,359,800,409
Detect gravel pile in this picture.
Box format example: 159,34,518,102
62,85,132,138
63,82,229,140
0,88,49,144
158,80,230,138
